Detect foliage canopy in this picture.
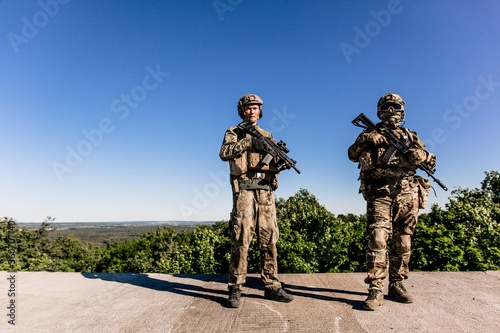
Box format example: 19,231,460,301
2,171,499,273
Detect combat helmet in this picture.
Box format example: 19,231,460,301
377,93,405,121
237,94,263,120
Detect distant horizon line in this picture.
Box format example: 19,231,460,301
17,220,219,224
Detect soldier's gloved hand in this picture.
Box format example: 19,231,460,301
427,153,437,169
365,131,387,147
251,137,272,153
408,148,427,166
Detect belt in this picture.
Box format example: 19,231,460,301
369,176,414,187
239,173,272,191
252,172,266,179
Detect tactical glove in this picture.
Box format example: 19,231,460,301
408,148,427,166
427,153,437,169
251,137,272,153
365,131,387,147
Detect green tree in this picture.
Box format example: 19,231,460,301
481,170,500,203
275,189,366,273
413,212,466,271
320,214,366,272
98,223,230,274
413,171,500,271
3,172,499,274
50,234,101,272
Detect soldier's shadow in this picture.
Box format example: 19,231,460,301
283,284,366,310
218,276,366,310
81,272,230,307
81,273,365,310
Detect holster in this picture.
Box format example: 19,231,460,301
415,176,431,209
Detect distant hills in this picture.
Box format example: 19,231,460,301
18,221,216,229
17,221,218,247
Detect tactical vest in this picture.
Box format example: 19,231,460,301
229,126,278,192
229,127,278,178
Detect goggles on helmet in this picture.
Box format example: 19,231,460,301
379,103,403,111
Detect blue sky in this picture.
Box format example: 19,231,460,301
1,0,499,222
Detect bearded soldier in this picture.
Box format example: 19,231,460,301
220,94,294,308
348,93,436,311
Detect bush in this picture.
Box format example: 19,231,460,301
3,171,499,273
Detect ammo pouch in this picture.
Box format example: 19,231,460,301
415,175,431,209
248,151,278,172
359,150,375,171
229,152,247,176
358,171,368,200
247,151,262,170
230,151,278,176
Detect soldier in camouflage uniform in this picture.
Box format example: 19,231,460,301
348,93,435,311
220,94,294,308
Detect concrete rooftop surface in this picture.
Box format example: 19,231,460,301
2,270,499,333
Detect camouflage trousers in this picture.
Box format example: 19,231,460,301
228,189,281,289
364,185,419,291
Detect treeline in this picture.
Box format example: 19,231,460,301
1,171,499,273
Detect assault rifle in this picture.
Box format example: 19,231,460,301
352,113,448,191
237,121,301,174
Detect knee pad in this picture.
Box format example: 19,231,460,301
394,234,412,254
368,229,388,251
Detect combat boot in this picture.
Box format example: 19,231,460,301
363,289,384,311
388,281,414,303
264,287,294,303
227,285,242,308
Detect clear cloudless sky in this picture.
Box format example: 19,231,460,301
1,0,499,222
